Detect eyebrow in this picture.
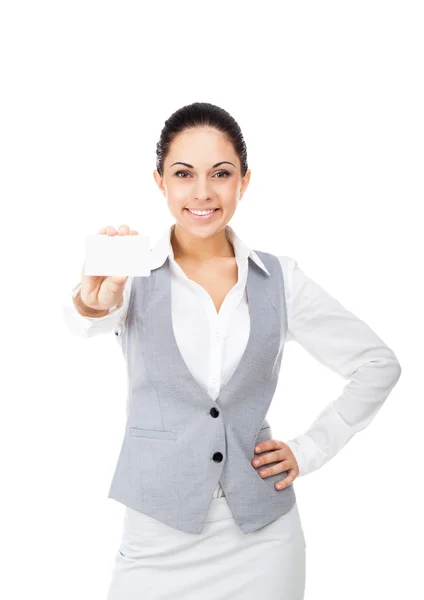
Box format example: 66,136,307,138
169,161,236,169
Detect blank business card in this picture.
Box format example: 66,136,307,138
84,233,151,276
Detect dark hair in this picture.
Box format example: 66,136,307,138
155,102,248,177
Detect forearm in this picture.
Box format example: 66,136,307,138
283,257,402,477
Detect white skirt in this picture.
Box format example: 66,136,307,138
106,487,306,600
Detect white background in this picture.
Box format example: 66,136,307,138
1,1,422,598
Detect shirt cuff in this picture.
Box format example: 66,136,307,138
285,434,327,477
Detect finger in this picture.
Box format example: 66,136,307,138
254,440,271,453
254,439,284,454
252,448,284,467
117,224,130,235
105,226,117,236
129,230,139,235
258,460,291,478
275,471,297,490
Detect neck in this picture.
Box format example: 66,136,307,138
171,223,235,261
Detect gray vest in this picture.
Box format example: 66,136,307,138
108,250,297,535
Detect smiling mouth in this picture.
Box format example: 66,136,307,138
185,208,220,211
184,208,221,220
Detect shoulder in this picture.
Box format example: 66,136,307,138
254,251,299,303
275,255,298,304
253,250,299,295
276,254,298,274
254,250,298,273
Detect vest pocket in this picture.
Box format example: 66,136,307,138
129,427,177,440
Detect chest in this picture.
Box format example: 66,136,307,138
174,257,239,313
125,252,283,400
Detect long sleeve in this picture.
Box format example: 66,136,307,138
281,257,402,477
62,278,132,338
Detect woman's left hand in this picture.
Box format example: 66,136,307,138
251,439,299,490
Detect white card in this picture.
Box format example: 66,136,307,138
84,234,151,277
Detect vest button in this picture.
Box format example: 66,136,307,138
213,452,223,463
209,407,219,418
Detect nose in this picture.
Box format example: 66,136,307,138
193,175,213,202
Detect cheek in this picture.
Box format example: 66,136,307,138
224,177,240,195
166,187,189,208
220,183,240,207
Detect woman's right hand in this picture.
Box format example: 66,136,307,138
79,224,139,311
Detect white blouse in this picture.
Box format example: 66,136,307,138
62,224,402,489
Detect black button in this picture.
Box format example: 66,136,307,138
115,332,118,336
209,407,219,418
213,452,223,463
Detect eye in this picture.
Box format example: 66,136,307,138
174,170,231,179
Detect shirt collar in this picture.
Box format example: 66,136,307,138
149,223,270,276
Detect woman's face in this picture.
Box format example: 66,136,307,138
153,126,251,239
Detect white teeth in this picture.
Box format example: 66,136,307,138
187,209,216,215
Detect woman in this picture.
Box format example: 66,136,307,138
64,102,402,599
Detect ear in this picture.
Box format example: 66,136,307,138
153,170,166,197
239,169,251,200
